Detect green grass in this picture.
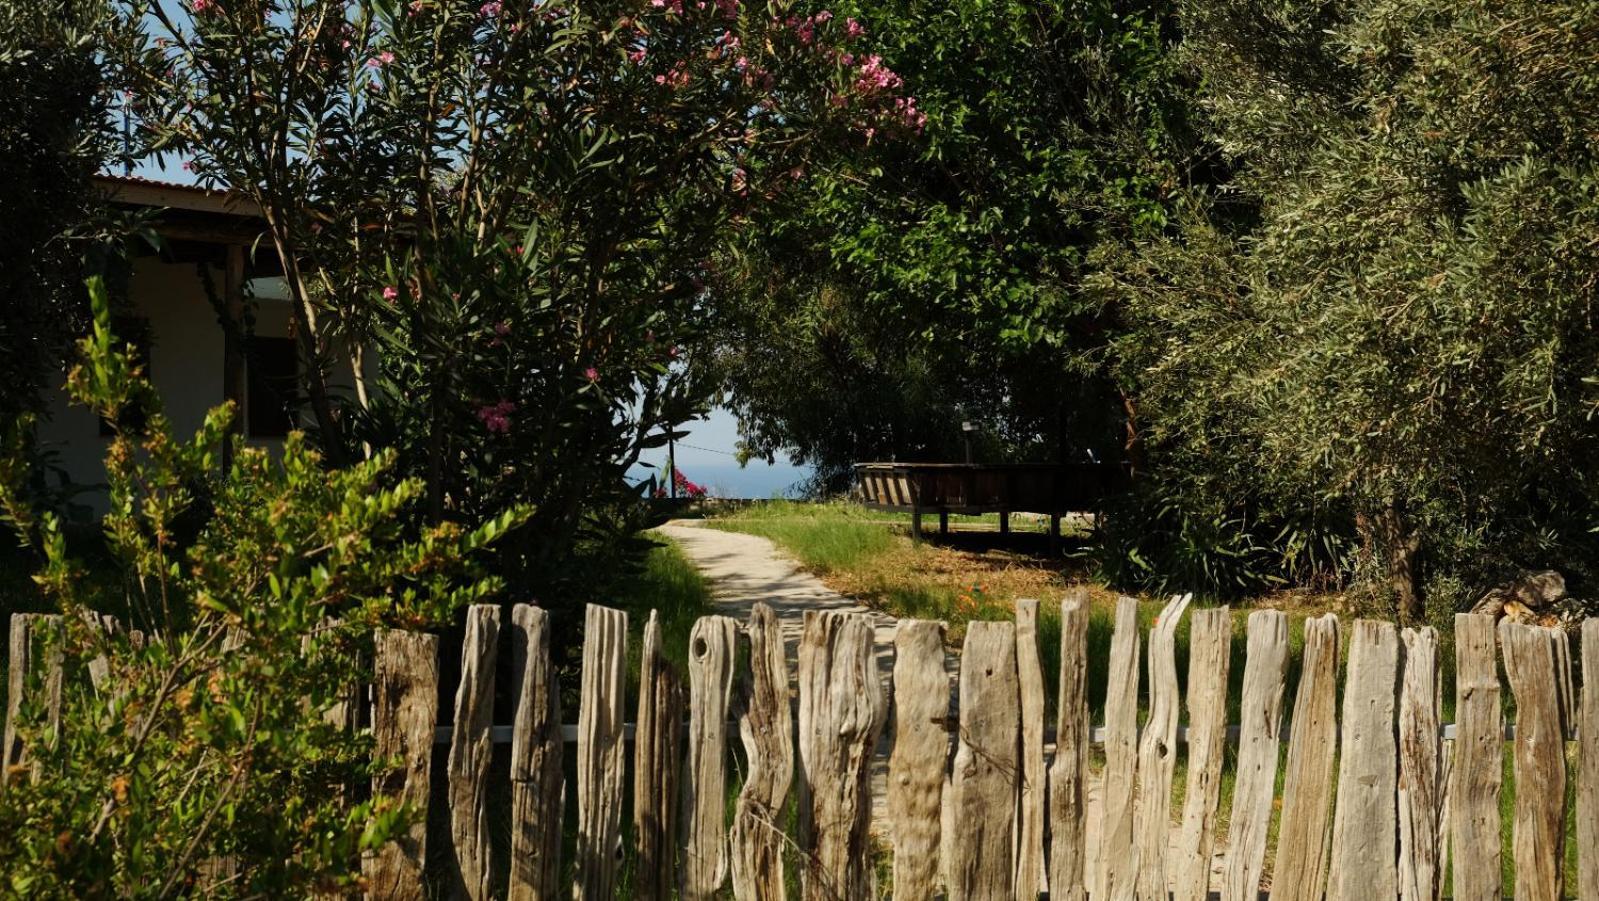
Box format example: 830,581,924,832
611,536,718,678
705,499,897,574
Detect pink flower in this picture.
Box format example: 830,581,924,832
480,0,501,16
845,16,865,39
181,160,194,172
382,285,399,302
814,9,832,23
191,0,216,13
854,54,901,93
583,367,599,381
714,0,737,18
367,50,395,68
494,320,512,336
629,47,647,63
730,168,747,193
476,400,515,433
408,0,424,14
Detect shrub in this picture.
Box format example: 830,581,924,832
0,278,527,895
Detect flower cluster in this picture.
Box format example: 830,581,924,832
668,470,706,496
476,400,515,433
955,582,989,616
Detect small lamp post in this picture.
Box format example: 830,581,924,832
961,420,976,464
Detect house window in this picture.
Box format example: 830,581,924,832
247,336,298,438
99,317,153,436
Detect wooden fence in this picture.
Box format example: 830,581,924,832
6,598,1599,899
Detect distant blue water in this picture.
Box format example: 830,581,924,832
628,462,812,499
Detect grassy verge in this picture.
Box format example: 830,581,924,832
611,535,718,678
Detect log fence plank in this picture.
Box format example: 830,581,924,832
730,603,793,901
1328,620,1399,901
1271,612,1339,901
888,619,949,901
682,615,739,900
635,611,683,901
1135,593,1191,901
797,610,887,901
509,604,563,901
573,604,628,900
365,629,439,901
948,620,1020,901
1014,598,1047,899
1047,590,1092,901
1222,609,1288,901
1098,596,1141,901
2,613,63,789
1398,627,1446,901
447,604,499,901
1580,618,1599,901
1451,613,1502,901
1501,620,1568,901
1171,606,1232,901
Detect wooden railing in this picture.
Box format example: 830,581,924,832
5,600,1598,899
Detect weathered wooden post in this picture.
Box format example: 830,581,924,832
797,610,887,901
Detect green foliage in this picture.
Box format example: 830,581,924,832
0,0,118,424
0,278,526,896
710,0,1200,485
1101,0,1599,612
112,0,917,613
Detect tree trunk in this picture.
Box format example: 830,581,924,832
1118,390,1144,477
262,213,348,467
1374,503,1423,622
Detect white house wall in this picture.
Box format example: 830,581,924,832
36,256,296,509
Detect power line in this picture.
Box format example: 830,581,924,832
673,441,740,458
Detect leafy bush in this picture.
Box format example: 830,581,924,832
0,278,526,895
111,0,921,621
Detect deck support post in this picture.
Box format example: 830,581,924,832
1049,514,1061,555
911,510,924,542
999,512,1010,535
939,511,949,536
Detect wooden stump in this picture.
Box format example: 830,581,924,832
888,619,949,901
447,604,499,901
1223,609,1288,901
635,611,684,901
1047,590,1092,901
1135,593,1192,901
730,604,794,901
1272,613,1339,901
509,605,563,901
573,604,628,899
797,610,887,901
948,621,1019,901
365,629,439,901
